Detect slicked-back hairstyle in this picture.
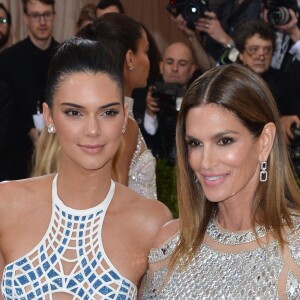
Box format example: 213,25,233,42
77,13,143,73
171,63,300,269
45,37,124,109
96,0,124,14
234,20,277,53
0,3,11,26
22,0,55,14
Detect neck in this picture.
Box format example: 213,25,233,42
124,85,132,98
29,34,52,50
56,163,112,210
216,201,253,231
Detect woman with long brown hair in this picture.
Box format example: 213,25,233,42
142,63,300,299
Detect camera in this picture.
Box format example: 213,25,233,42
166,0,210,29
151,82,181,111
263,0,299,25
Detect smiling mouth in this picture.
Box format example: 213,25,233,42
205,175,225,181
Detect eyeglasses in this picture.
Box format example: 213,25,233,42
244,46,273,58
26,11,54,22
0,17,8,25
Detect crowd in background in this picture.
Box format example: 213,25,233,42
0,0,299,299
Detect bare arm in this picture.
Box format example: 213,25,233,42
171,14,217,72
138,219,180,299
0,250,4,300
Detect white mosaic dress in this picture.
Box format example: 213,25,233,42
1,175,137,299
142,215,300,299
125,97,157,199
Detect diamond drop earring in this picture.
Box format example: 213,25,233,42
47,124,56,134
259,161,267,182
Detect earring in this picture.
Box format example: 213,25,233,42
194,174,198,183
47,124,56,134
122,126,126,134
259,161,267,182
128,66,135,71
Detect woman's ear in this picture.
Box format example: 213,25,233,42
259,122,276,161
43,102,54,127
125,49,135,70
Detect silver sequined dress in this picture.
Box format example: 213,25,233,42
125,97,157,199
142,215,300,299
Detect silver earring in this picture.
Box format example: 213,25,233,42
122,126,126,134
259,161,267,182
194,174,198,183
128,66,134,71
47,124,56,134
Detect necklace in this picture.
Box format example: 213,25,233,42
206,218,268,245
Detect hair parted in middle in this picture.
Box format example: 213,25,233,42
172,63,300,269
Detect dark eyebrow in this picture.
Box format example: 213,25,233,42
185,130,239,140
60,102,122,109
215,130,239,138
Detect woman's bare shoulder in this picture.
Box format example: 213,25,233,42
114,182,174,233
151,219,180,249
0,175,54,211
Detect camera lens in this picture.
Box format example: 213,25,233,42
267,7,291,25
182,2,201,22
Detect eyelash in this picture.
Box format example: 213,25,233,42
100,109,119,117
63,109,120,117
218,137,234,145
64,109,81,117
187,139,202,148
186,137,234,147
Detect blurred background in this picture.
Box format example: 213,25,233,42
2,0,189,55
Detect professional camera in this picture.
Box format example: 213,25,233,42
151,82,181,111
166,0,210,29
290,122,300,177
263,0,299,25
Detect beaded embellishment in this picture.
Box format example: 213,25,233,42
142,217,300,299
206,218,268,245
125,96,157,199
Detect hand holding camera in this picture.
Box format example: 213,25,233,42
166,0,210,30
194,11,234,48
279,115,300,144
263,0,299,26
146,86,160,117
150,82,180,112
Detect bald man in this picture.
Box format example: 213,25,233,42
143,42,197,164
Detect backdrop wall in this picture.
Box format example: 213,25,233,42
2,0,189,56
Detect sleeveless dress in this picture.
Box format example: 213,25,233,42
142,214,300,299
1,175,137,299
125,97,157,199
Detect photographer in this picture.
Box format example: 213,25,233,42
262,0,300,72
170,0,262,72
143,42,197,164
234,19,300,176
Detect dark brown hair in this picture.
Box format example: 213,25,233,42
22,0,55,14
172,63,300,269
